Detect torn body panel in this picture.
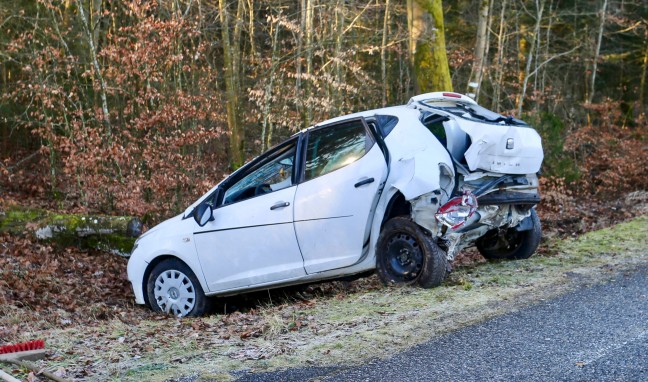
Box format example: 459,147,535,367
461,120,544,174
411,171,540,261
382,108,456,202
442,204,532,261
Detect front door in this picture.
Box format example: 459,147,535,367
294,119,388,274
193,139,306,292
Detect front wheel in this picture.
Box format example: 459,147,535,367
476,209,542,260
146,258,211,317
376,217,447,288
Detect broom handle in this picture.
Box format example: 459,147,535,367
0,359,70,382
0,368,20,382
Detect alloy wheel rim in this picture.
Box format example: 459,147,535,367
153,269,196,317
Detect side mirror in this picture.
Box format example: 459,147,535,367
193,203,214,227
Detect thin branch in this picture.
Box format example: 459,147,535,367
525,44,582,80
6,151,41,171
611,21,643,34
342,0,373,35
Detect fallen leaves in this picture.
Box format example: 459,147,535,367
0,233,134,332
229,345,288,361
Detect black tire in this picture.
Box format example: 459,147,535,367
146,258,211,317
376,217,447,288
476,209,542,260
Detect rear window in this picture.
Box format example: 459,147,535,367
423,101,528,126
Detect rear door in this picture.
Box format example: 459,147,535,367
293,118,388,274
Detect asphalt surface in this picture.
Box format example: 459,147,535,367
234,266,648,382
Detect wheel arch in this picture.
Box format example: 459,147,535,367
380,191,411,231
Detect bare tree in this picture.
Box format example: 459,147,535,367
219,0,245,168
76,0,111,132
491,0,508,111
517,0,545,116
304,0,314,126
588,0,608,104
467,0,490,101
381,0,391,106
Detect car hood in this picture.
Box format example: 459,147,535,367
137,213,188,243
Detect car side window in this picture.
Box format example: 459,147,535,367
222,141,296,205
304,120,373,182
421,112,450,147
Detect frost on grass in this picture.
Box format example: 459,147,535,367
1,216,646,381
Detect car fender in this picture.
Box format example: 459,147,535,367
381,108,455,201
127,214,208,305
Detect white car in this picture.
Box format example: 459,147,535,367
127,92,544,317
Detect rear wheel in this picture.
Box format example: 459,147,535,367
146,259,211,317
476,209,542,260
376,217,447,288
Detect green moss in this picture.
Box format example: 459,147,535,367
1,205,137,255
413,0,453,92
94,235,136,255
0,206,48,234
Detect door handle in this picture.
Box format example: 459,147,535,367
354,177,375,188
270,201,290,210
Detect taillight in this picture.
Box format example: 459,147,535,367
442,92,463,98
435,191,478,229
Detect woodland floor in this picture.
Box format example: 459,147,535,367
0,192,647,381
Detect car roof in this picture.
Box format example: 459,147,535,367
296,92,478,135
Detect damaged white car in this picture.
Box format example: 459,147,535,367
127,92,544,317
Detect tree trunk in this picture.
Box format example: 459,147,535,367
219,0,245,169
0,206,142,257
411,0,453,93
261,11,281,152
76,0,111,133
246,0,257,62
333,0,345,114
541,0,555,100
407,0,417,90
640,36,648,114
295,0,306,121
491,0,508,111
381,0,391,106
304,0,314,127
588,0,608,104
517,0,545,116
466,0,490,101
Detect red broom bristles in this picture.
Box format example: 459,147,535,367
0,339,45,354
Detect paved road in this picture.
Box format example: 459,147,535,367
235,266,648,382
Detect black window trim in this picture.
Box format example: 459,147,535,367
214,134,303,208
364,117,390,166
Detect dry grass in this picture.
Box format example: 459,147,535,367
2,216,647,381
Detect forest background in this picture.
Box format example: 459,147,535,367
0,0,646,224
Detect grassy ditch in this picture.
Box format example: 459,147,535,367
4,216,647,381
